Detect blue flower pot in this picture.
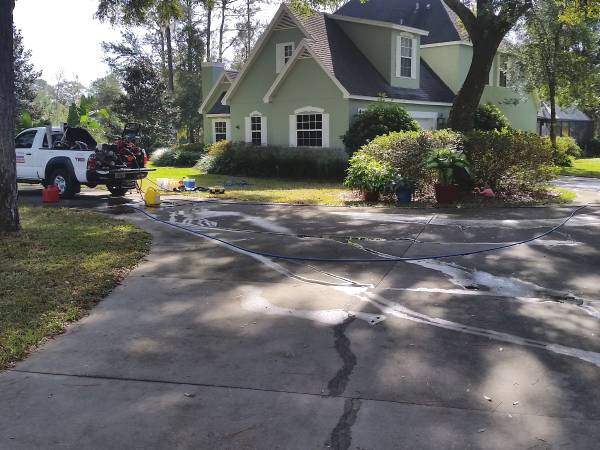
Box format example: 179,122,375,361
395,187,413,204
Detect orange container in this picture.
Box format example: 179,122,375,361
42,185,60,203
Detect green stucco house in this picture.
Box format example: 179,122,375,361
199,0,538,149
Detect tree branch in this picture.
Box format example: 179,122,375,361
442,0,477,34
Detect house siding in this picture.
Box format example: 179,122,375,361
232,57,349,148
202,76,231,143
227,27,305,105
422,43,537,132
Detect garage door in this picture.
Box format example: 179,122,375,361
408,111,438,130
414,117,436,130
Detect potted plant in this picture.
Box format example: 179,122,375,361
344,152,395,202
425,147,471,203
392,176,416,204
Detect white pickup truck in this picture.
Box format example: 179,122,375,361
15,124,153,198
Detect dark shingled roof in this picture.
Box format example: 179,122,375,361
225,70,238,81
296,13,454,103
208,91,230,114
334,0,468,45
538,102,591,122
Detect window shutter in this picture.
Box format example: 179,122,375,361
411,38,417,79
289,115,296,147
245,117,251,143
395,36,401,77
261,116,268,146
322,113,330,147
225,119,231,141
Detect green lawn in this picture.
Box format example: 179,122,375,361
142,164,350,205
560,158,600,178
0,206,150,369
143,164,575,206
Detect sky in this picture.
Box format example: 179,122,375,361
14,0,115,86
13,0,279,88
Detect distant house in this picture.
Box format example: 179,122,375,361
537,102,593,146
200,1,538,148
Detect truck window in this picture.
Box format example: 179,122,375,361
42,133,64,148
15,130,37,149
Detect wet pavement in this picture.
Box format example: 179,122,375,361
3,188,600,449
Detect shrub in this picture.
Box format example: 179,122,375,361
342,101,419,154
473,103,511,131
151,142,205,167
360,129,463,193
551,136,582,166
463,129,555,194
196,142,348,180
344,152,396,193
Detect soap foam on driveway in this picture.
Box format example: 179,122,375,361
3,195,600,449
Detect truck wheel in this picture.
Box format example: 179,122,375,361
107,185,129,197
49,168,78,199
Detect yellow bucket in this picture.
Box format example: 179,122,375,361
144,187,161,207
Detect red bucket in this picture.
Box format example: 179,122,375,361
42,185,60,203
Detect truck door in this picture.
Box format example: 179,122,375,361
15,130,38,179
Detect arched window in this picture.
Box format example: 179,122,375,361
245,111,267,146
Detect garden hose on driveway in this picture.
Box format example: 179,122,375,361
128,204,591,263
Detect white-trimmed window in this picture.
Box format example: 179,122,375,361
289,107,329,148
212,118,230,142
396,35,416,79
498,55,509,87
245,111,267,145
485,64,493,86
276,42,295,73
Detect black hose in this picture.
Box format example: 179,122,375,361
129,204,589,262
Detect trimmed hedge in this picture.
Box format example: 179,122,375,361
463,130,555,193
360,130,463,193
197,142,348,180
151,142,205,167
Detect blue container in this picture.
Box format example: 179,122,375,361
396,188,413,204
183,178,196,190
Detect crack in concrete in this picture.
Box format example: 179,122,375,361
327,316,357,397
327,398,362,450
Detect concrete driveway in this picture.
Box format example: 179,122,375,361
554,175,600,203
2,191,600,449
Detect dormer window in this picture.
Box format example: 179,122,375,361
396,35,416,79
276,42,295,73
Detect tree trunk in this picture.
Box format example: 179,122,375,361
165,23,175,93
0,0,20,232
206,6,212,61
447,36,500,131
159,28,166,77
549,81,558,148
218,0,226,62
246,0,251,60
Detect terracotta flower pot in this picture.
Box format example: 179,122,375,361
434,184,459,204
362,191,379,202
